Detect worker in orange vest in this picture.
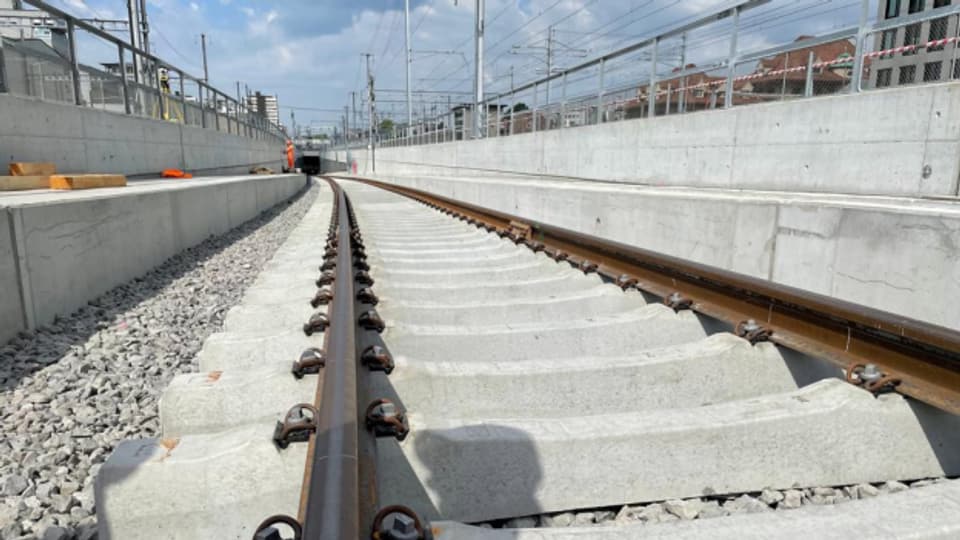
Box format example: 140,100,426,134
285,140,295,172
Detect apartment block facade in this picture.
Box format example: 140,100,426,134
870,0,956,88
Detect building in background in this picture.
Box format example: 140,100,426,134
870,0,955,88
247,91,280,125
0,0,68,55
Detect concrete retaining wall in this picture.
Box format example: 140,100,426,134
350,82,960,198
0,175,306,345
353,173,960,330
0,93,285,175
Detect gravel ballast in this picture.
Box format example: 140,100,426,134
0,183,318,540
485,478,954,530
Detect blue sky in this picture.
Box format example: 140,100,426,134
52,0,868,134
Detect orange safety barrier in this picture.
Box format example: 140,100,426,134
162,169,193,179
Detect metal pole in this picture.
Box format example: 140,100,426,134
545,26,553,104
648,37,659,118
351,91,357,143
495,94,501,136
804,50,815,98
366,53,376,172
137,0,150,54
560,72,567,129
780,51,789,100
724,6,740,109
679,33,687,114
125,0,141,85
66,20,82,106
532,82,538,133
850,0,870,93
665,83,671,115
509,92,514,135
597,58,605,124
473,0,485,139
177,70,185,123
200,33,209,82
236,81,243,135
199,82,207,128
118,43,131,114
405,0,413,129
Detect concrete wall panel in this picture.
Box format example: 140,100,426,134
171,186,231,250
0,175,305,345
18,192,178,330
360,82,960,197
0,212,25,342
365,174,960,329
0,94,283,176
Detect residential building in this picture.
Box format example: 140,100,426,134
870,0,956,88
247,91,280,125
0,0,68,56
746,36,856,96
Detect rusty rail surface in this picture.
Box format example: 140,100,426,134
296,177,364,539
351,177,960,415
254,178,369,540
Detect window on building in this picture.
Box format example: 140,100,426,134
880,29,897,57
899,64,917,84
930,16,949,50
903,23,921,55
934,0,951,7
908,0,925,13
925,61,943,81
877,68,893,87
885,0,901,18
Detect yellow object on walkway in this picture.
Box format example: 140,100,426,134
50,174,127,190
0,176,51,191
9,162,56,176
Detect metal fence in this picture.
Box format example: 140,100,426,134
375,0,960,149
0,0,286,142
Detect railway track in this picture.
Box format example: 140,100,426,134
95,177,960,539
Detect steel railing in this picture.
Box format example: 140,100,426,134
368,0,960,148
0,0,286,142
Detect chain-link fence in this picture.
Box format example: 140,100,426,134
0,0,286,143
375,0,960,150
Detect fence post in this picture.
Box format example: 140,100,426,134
665,83,671,115
724,6,740,109
648,37,659,118
199,82,207,128
679,32,687,114
560,72,567,129
597,58,606,123
67,20,83,106
177,69,186,123
118,44,131,114
532,82,539,133
804,51,815,97
509,92,515,135
850,0,870,93
495,95,502,136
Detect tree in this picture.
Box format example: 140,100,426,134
379,119,395,135
511,102,529,113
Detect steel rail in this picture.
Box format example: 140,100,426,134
350,177,960,415
299,178,362,539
